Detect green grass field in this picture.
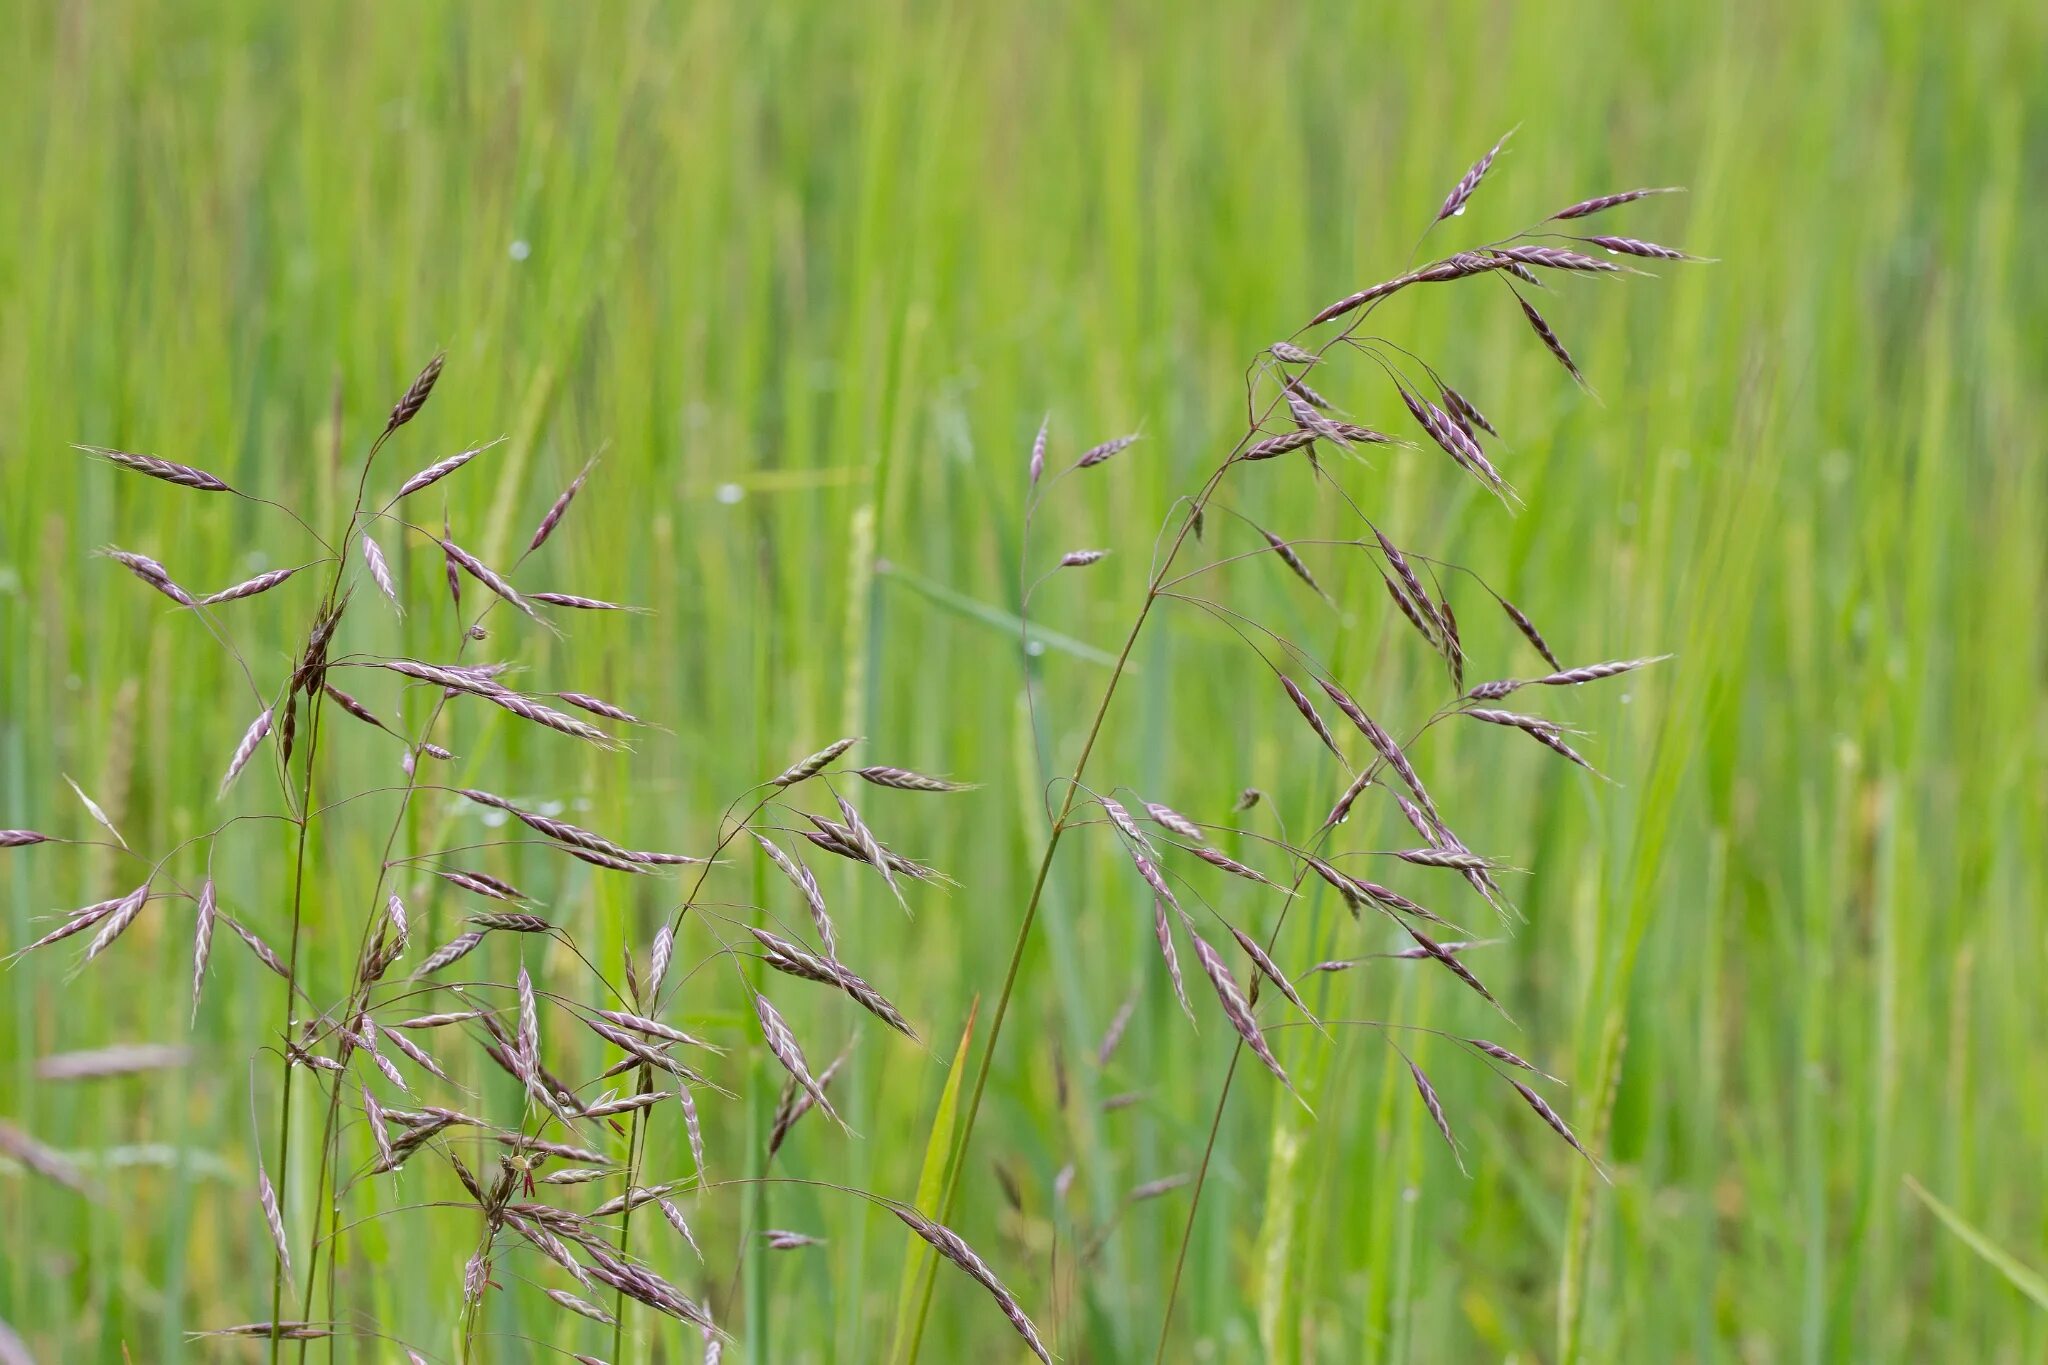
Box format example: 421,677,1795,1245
3,1,2044,1360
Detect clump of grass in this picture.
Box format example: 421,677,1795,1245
904,136,1702,1360
4,359,1044,1363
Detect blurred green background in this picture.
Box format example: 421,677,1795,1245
2,0,2043,1361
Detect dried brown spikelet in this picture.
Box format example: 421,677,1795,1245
1515,295,1586,388
834,795,905,906
439,536,535,617
1576,234,1696,261
393,439,498,500
1491,244,1622,274
545,1287,617,1325
1256,524,1325,597
1186,928,1296,1096
360,1085,395,1170
1440,386,1498,438
753,993,846,1131
1096,994,1137,1066
1143,801,1203,840
1333,421,1394,444
557,690,640,724
76,444,232,492
1468,1038,1562,1083
361,533,403,614
853,765,974,793
537,1166,612,1186
1510,1079,1600,1170
1283,374,1332,411
752,833,835,958
578,1091,664,1119
630,847,709,868
1535,656,1667,686
1374,528,1439,622
528,591,629,610
1549,186,1684,220
1123,846,1180,917
385,351,445,435
35,1043,190,1080
530,456,597,553
764,1230,826,1251
1383,573,1440,646
1228,926,1314,1020
200,566,299,606
1408,1061,1464,1170
257,1161,292,1284
286,1044,341,1074
1352,879,1451,926
1303,856,1365,915
413,931,486,977
216,708,274,799
1128,1173,1191,1202
188,877,217,1024
458,788,631,858
1396,385,1501,491
80,883,151,964
768,1042,850,1160
1436,128,1512,222
753,928,918,1040
1076,433,1139,468
1402,924,1500,1009
320,683,389,733
1393,847,1495,871
375,658,511,696
437,868,524,901
472,912,552,933
888,1205,1052,1363
1285,390,1350,448
1242,429,1318,462
1189,843,1286,890
1324,766,1373,828
1440,595,1465,691
1307,272,1418,328
798,821,944,883
772,736,861,786
1278,675,1346,761
440,521,462,612
1154,898,1195,1022
381,1028,450,1083
102,547,196,605
595,1009,721,1052
1494,595,1562,669
1097,795,1153,852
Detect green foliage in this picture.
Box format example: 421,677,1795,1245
2,0,2044,1360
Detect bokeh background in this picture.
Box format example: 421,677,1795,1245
3,1,2044,1361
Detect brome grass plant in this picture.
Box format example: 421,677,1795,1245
905,142,1700,1362
5,361,1043,1363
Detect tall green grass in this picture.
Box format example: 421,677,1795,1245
2,0,2043,1360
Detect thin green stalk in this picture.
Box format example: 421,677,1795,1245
266,675,329,1365
1153,706,1451,1359
903,460,1232,1363
1157,1047,1242,1363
